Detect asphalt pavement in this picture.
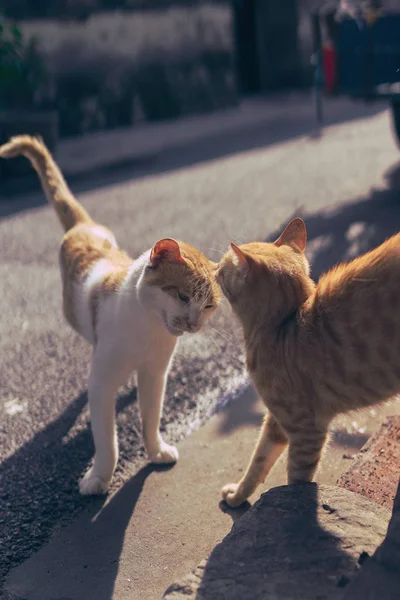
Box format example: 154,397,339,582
1,93,400,593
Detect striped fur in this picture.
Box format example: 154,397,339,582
217,218,400,507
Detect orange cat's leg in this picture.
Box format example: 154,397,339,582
286,426,329,484
221,412,288,508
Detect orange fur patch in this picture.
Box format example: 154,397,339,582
60,223,132,334
144,240,221,306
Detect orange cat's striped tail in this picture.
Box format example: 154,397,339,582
0,135,92,232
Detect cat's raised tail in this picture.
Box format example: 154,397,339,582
0,135,92,231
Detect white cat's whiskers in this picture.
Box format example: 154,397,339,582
207,325,232,343
208,247,225,257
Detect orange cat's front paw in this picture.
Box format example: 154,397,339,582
221,483,246,508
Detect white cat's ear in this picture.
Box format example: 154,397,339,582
230,243,251,278
150,238,186,266
275,218,307,252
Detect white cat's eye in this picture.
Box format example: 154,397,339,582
204,304,214,310
162,285,177,292
178,291,190,304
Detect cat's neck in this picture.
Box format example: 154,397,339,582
241,273,316,348
114,250,158,321
122,250,152,298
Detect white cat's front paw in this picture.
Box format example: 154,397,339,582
149,442,179,465
221,482,246,508
79,469,111,496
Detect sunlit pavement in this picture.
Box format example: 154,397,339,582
1,93,400,594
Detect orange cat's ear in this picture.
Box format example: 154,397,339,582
274,218,307,252
230,243,251,277
150,238,186,266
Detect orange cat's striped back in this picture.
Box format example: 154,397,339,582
301,232,400,415
217,219,400,507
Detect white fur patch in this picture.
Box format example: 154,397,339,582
74,258,111,343
89,226,117,247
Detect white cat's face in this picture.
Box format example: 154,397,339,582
137,238,220,337
138,282,216,336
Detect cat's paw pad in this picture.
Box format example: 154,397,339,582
221,483,245,508
79,472,110,496
149,442,179,465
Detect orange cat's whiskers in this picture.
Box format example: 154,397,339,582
230,235,245,245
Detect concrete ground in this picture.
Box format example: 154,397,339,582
4,388,400,600
1,92,400,597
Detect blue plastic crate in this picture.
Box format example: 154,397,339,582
336,14,400,97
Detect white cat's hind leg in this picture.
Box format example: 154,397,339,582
79,349,131,496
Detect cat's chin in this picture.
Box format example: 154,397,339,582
162,317,184,337
168,328,184,337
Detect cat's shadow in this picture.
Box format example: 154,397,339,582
10,461,174,600
265,162,400,280
219,499,252,522
184,483,358,599
0,385,141,590
216,385,264,436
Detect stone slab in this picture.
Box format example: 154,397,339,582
163,484,391,600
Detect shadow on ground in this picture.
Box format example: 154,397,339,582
0,386,140,589
18,462,173,600
342,481,400,600
0,97,388,219
267,162,400,279
166,484,362,599
330,429,370,450
216,385,263,436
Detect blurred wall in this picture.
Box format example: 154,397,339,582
7,1,382,138
6,2,237,137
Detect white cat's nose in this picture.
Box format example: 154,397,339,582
187,322,200,333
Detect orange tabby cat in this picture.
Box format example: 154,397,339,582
217,218,400,507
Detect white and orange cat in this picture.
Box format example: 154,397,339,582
0,135,220,495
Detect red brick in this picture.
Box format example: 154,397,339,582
337,415,400,509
